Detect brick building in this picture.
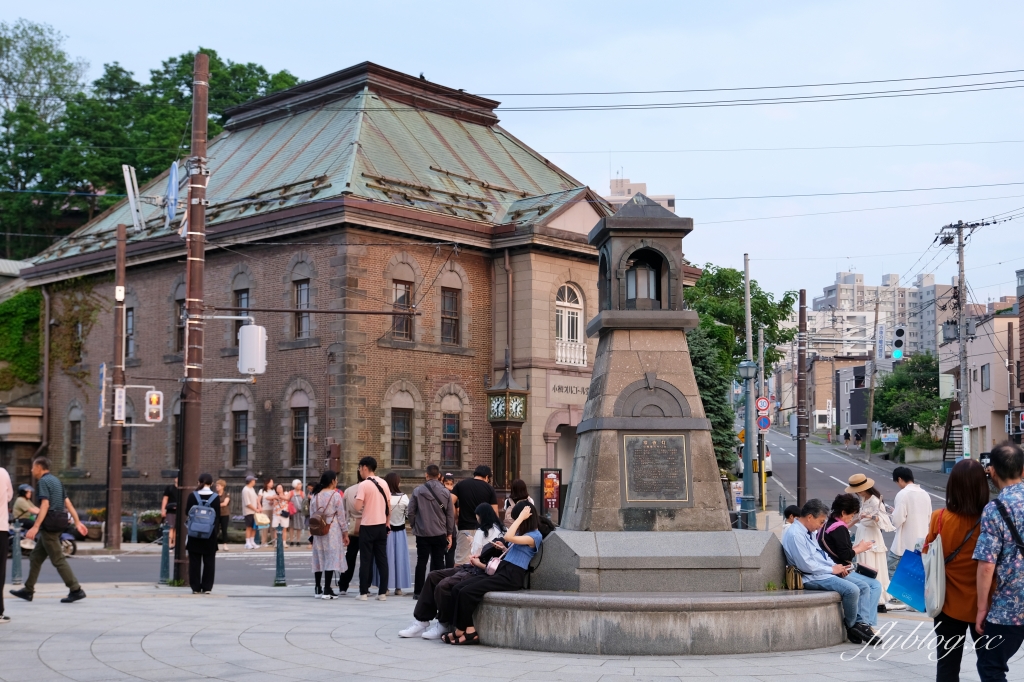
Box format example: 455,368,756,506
17,63,645,507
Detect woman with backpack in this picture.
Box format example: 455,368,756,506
923,458,988,682
184,473,220,594
309,471,349,599
502,479,534,528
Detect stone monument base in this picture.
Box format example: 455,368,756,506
475,590,844,655
531,529,785,592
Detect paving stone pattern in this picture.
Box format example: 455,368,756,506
1,583,1020,682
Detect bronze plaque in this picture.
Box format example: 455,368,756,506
621,434,692,506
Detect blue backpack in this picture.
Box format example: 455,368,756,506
186,492,218,539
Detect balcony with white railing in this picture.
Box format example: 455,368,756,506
556,340,588,367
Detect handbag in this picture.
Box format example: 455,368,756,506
308,492,336,537
923,511,981,618
486,544,511,575
253,513,271,527
854,564,878,579
785,565,804,590
889,549,927,612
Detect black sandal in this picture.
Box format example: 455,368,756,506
451,631,479,645
441,632,456,644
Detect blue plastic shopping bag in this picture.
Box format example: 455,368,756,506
888,549,926,612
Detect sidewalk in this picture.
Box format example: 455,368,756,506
830,446,950,497
74,541,311,556
4,582,1018,681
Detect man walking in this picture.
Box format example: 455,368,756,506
10,457,88,604
407,464,455,598
450,465,498,565
353,457,391,601
782,499,883,644
888,466,932,581
0,464,12,622
241,475,259,549
338,469,362,595
974,441,1024,682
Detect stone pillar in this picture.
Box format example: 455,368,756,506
543,432,559,468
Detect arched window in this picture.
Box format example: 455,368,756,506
555,285,586,366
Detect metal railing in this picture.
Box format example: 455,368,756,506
555,340,587,367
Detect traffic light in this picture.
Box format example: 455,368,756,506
893,326,906,359
145,390,164,423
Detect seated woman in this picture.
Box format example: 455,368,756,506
401,503,505,640
818,493,884,633
444,500,541,645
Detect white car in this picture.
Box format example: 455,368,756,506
734,446,773,477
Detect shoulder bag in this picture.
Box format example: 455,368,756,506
308,492,337,537
994,499,1024,559
923,510,980,618
40,478,70,533
784,565,804,590
486,544,511,575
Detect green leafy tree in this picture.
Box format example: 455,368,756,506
873,353,946,436
688,325,738,468
684,263,798,370
0,19,87,122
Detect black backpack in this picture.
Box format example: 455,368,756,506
537,515,555,538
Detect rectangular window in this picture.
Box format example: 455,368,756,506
981,364,991,391
125,308,136,358
232,411,248,467
291,408,309,466
391,408,412,467
69,420,82,468
441,288,460,345
175,300,186,352
441,412,460,468
294,280,311,339
392,280,413,340
234,289,249,345
122,417,132,467
556,307,580,344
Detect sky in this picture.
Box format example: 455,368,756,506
19,0,1024,308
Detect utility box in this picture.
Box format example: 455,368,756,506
237,325,267,374
939,374,956,400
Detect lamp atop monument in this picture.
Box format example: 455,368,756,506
590,193,693,315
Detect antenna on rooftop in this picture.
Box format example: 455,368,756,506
164,161,179,233
121,164,146,232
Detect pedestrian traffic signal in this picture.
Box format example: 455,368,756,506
893,326,906,359
145,390,164,423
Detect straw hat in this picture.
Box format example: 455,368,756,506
845,473,875,493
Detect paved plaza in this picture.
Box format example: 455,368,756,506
2,582,1022,682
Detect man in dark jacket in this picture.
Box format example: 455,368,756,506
406,464,455,598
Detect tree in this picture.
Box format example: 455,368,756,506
684,263,798,370
688,325,738,468
0,19,87,122
873,353,946,436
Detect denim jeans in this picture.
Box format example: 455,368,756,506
976,621,1024,682
804,571,881,628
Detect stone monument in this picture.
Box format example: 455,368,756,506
473,195,845,655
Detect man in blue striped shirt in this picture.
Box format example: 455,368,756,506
782,498,881,645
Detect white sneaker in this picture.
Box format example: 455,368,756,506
356,594,367,601
885,601,907,611
422,621,447,640
398,620,430,638
395,589,404,596
377,593,387,601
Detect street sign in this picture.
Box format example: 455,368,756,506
97,363,106,428
757,415,771,430
113,387,126,422
738,428,745,443
755,397,770,412
962,425,971,458
876,323,886,361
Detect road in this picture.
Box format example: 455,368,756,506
6,548,322,587
764,429,947,512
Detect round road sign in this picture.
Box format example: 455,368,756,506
757,415,771,430
755,397,770,412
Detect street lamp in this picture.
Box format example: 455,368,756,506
738,360,758,528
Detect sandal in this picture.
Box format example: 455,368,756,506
450,631,480,645
441,632,456,644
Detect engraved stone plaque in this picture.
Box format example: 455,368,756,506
621,433,693,507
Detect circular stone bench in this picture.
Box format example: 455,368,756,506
475,590,844,655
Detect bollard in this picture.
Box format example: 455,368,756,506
274,525,286,586
159,524,170,584
11,519,23,585
131,511,138,544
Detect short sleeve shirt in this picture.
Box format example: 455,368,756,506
451,478,498,530
356,476,391,526
503,530,543,570
162,485,179,513
241,486,258,513
973,482,1024,626
37,473,66,514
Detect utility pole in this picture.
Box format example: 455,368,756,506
175,53,209,581
797,289,807,507
757,326,766,509
1008,322,1015,443
105,223,127,550
956,223,971,457
863,296,881,462
740,254,756,527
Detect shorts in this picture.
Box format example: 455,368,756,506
245,514,256,529
272,515,290,529
166,513,176,528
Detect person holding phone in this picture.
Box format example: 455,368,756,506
819,494,884,634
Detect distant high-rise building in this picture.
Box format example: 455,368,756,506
603,178,675,213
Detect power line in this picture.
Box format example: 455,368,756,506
543,140,1024,154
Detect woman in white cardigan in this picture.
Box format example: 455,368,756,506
847,474,897,609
